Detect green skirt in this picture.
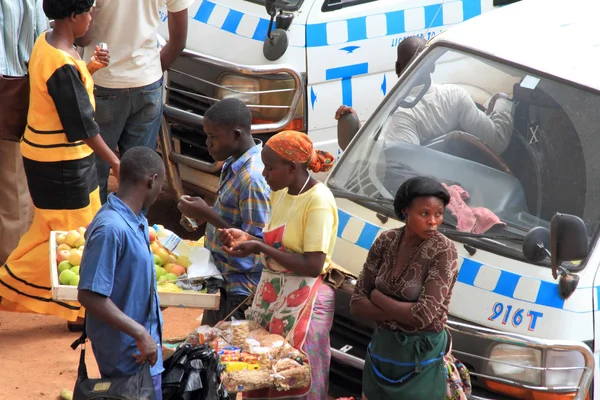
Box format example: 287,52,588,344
363,328,448,400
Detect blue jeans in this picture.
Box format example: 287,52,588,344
94,78,163,203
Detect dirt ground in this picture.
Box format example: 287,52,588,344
0,176,204,399
0,308,203,399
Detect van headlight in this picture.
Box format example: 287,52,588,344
487,344,543,385
545,349,585,387
215,75,260,105
216,74,304,128
486,344,586,388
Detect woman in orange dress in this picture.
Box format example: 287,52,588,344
0,0,118,329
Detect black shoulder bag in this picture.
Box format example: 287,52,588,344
71,271,158,400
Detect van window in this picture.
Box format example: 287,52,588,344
328,46,600,262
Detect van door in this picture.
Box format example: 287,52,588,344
304,0,495,158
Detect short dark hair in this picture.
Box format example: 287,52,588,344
204,98,252,131
394,176,450,221
119,147,165,185
43,0,94,20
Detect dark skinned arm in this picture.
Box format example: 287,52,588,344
349,231,391,320
78,290,158,366
83,134,120,181
258,242,325,277
74,7,95,48
370,244,459,330
222,240,324,277
160,8,188,71
350,297,391,321
178,196,233,230
370,289,420,325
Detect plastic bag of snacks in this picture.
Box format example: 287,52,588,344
185,325,220,346
222,370,271,393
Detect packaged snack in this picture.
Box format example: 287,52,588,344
220,353,240,362
244,338,261,352
219,320,262,331
223,370,272,392
239,353,259,364
247,328,270,341
223,361,260,372
259,334,286,348
273,365,311,391
273,358,301,372
186,325,220,346
231,320,250,346
250,346,272,369
279,342,304,361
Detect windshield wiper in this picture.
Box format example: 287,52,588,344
329,188,394,206
438,228,524,244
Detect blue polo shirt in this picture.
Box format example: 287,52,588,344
78,194,164,377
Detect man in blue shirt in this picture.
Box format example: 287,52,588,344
177,98,270,326
78,146,165,398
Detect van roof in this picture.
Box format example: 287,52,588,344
430,0,600,92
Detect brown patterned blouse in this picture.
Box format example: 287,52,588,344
351,228,458,332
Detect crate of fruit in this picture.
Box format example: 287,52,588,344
49,227,221,309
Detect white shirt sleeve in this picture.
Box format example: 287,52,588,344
455,87,513,154
166,0,195,13
383,107,421,147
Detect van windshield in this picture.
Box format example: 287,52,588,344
328,45,600,261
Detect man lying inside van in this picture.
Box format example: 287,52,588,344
335,36,513,155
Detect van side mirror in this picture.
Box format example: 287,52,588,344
522,213,588,299
337,112,360,151
550,213,588,279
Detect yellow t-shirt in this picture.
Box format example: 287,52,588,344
266,183,338,273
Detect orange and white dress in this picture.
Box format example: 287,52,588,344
0,32,102,321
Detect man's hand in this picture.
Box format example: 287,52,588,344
218,228,251,248
334,105,358,120
222,240,262,258
178,195,212,220
133,329,158,366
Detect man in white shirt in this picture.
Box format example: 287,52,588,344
0,0,47,264
77,0,194,203
383,83,512,154
335,36,513,155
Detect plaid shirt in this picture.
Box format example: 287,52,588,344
204,145,270,296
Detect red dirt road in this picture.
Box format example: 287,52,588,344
0,308,203,399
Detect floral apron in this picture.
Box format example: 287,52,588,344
245,177,324,399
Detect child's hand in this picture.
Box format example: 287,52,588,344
92,46,110,67
87,46,110,75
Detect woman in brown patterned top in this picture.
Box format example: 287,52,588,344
351,176,458,400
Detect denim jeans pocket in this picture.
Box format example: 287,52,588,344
141,85,163,121
94,89,116,126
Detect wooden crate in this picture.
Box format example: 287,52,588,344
49,231,220,309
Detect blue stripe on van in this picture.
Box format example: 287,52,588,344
193,0,482,48
336,209,591,313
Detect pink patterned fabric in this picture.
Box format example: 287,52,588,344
302,284,335,400
442,184,505,234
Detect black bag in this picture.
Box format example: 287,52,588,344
71,265,158,400
71,347,156,400
162,344,229,400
